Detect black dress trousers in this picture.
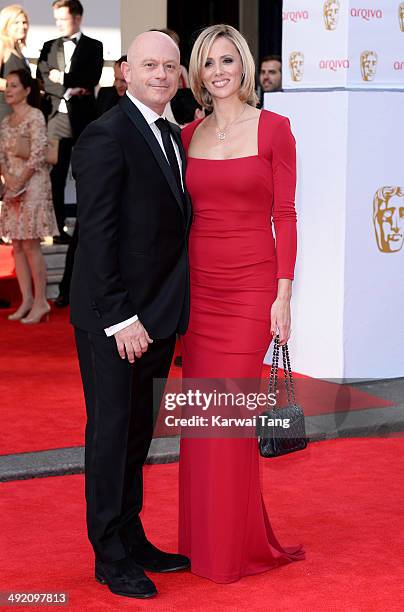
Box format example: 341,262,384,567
75,327,176,562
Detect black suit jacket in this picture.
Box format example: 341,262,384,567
96,86,120,117
36,34,103,140
70,95,192,339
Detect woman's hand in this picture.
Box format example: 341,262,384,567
5,175,23,193
270,279,293,346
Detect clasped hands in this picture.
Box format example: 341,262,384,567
3,173,23,193
114,320,153,363
2,174,25,201
49,69,90,97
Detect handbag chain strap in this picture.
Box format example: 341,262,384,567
268,334,279,397
282,338,297,407
269,334,297,409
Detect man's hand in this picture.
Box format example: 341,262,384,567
49,69,63,84
114,320,153,363
69,87,90,96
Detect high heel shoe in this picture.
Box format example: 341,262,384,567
8,303,33,321
20,304,51,325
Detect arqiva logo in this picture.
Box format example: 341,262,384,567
283,10,309,22
319,58,350,71
350,8,383,20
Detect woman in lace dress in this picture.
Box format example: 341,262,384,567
0,69,58,323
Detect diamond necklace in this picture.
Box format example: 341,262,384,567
215,105,247,140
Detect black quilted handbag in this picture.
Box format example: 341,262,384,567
258,334,308,458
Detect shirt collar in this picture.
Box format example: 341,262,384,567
63,31,82,43
125,91,165,126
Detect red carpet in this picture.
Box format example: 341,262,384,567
0,307,396,456
0,244,19,304
0,437,403,610
0,307,182,456
0,244,15,278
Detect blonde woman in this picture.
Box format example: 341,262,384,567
178,24,305,582
0,4,30,122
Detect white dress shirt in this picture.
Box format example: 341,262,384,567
58,31,82,113
104,91,183,337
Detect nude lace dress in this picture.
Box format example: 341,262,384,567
0,107,58,240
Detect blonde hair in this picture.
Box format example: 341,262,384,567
189,24,258,111
0,4,29,50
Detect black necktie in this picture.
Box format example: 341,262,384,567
62,36,77,44
154,118,183,197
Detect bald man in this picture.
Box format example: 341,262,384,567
70,32,191,598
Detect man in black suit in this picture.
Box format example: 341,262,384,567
96,55,127,117
37,0,103,243
70,31,191,599
54,54,128,308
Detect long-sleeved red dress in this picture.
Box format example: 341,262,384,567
178,110,305,583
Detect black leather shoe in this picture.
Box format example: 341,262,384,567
95,557,157,599
130,540,190,573
54,294,69,308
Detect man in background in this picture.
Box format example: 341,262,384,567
259,55,282,94
96,55,127,117
37,0,103,244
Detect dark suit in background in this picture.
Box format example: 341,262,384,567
37,34,103,236
70,95,191,562
95,86,119,117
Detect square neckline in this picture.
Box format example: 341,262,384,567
187,110,264,162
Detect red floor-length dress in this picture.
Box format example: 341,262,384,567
178,109,305,583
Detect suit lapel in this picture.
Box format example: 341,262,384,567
69,34,84,75
119,96,185,216
171,125,192,228
56,38,65,71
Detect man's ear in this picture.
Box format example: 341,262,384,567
120,62,130,84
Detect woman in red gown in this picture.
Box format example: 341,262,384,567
178,25,305,583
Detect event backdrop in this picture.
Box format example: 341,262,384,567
265,90,404,380
282,0,404,89
269,0,404,380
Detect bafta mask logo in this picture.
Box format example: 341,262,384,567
360,50,378,81
289,52,304,82
399,2,404,31
324,0,340,30
373,186,404,253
